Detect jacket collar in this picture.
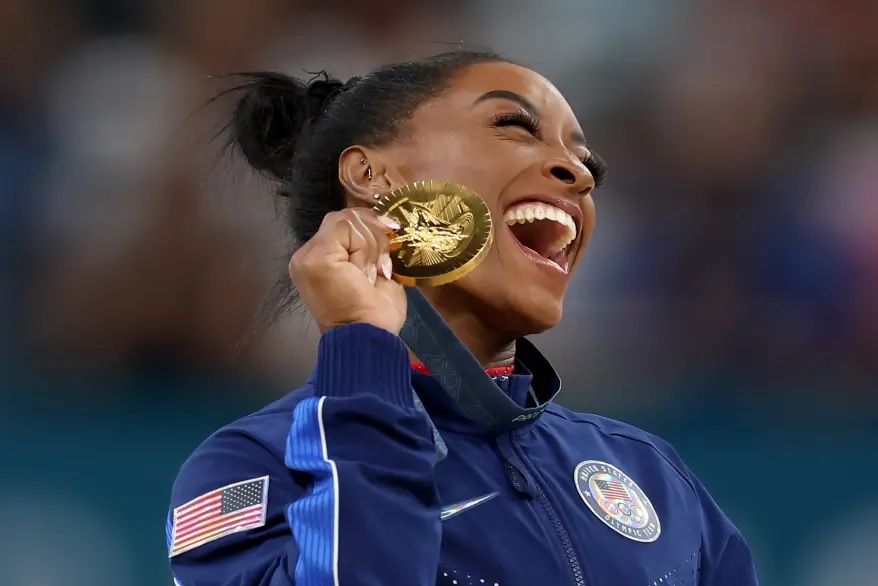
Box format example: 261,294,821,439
413,337,561,435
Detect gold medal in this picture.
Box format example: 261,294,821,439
373,180,494,286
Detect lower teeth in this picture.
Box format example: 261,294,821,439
547,251,567,270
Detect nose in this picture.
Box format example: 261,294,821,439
541,156,595,195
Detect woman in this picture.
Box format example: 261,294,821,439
166,51,757,586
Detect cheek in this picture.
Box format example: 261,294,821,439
572,195,596,268
581,195,596,240
402,134,513,201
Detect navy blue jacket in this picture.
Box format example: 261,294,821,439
167,323,757,586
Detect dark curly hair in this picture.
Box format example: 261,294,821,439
218,50,509,328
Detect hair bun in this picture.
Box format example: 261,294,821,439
305,77,346,118
226,71,340,182
229,72,308,181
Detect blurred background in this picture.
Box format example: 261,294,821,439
1,0,876,584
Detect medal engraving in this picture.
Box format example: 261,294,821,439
374,181,493,286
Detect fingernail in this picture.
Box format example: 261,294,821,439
379,253,393,280
365,265,377,285
377,215,401,230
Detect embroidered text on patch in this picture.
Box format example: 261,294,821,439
169,476,269,557
574,460,661,543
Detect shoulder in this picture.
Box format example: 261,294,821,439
177,384,315,475
543,406,758,583
165,386,318,579
543,403,754,537
543,403,695,490
172,384,316,491
167,384,316,552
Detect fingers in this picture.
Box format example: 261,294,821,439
348,211,381,283
373,215,399,280
371,214,399,282
346,210,399,283
299,209,399,285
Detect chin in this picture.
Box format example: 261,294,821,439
525,303,564,335
435,269,566,338
500,294,565,338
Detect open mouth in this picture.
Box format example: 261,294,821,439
503,201,578,272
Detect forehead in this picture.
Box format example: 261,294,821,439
436,61,579,124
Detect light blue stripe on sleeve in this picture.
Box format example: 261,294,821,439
285,397,339,586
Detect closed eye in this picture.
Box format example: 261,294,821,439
491,110,607,189
489,111,541,136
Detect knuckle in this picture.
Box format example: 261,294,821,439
319,210,343,227
341,208,363,221
356,207,378,220
288,253,306,277
289,247,323,276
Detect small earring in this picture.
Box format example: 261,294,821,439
373,193,381,200
367,167,372,180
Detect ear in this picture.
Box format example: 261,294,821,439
338,145,407,207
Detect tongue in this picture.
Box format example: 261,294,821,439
508,220,565,256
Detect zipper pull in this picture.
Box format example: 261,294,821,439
496,434,538,498
503,463,537,499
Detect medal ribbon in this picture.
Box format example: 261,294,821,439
400,287,558,435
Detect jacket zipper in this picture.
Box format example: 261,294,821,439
533,480,586,586
498,438,586,586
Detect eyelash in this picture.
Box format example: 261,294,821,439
490,111,541,136
490,111,608,189
585,152,608,189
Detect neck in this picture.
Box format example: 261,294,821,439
406,337,515,370
408,287,517,368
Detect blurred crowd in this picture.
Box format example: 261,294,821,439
1,0,875,405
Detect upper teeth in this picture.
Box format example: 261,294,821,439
503,201,577,255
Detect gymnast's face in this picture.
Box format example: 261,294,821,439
359,62,601,338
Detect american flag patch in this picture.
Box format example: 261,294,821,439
169,476,269,557
595,478,631,501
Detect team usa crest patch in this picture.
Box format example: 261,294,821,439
574,460,661,543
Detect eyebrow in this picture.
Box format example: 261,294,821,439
473,90,539,117
474,90,591,150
